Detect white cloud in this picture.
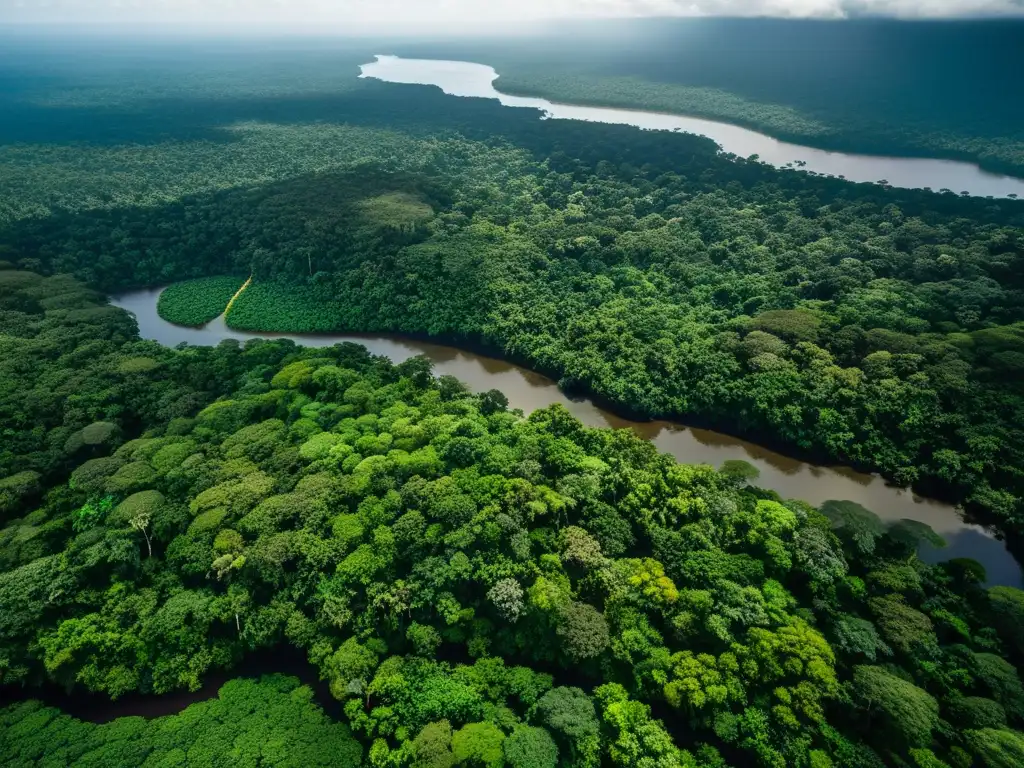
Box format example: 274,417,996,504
2,0,1022,28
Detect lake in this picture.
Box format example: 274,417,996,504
112,289,1023,588
359,55,1024,199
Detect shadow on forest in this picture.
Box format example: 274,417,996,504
2,74,1021,298
0,647,338,724
0,76,536,147
0,163,450,289
394,19,1024,142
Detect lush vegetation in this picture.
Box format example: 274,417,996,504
3,38,1024,551
397,18,1024,177
0,675,362,767
3,269,1024,768
227,281,352,333
3,34,1024,766
156,276,248,326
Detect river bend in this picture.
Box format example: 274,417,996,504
359,55,1024,199
112,289,1023,587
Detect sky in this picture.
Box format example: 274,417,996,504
3,0,1024,31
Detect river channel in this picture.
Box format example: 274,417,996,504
359,55,1024,199
112,289,1022,588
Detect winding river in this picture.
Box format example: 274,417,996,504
359,55,1024,199
112,289,1022,588
11,53,1024,730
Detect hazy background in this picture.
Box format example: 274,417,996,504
4,0,1024,35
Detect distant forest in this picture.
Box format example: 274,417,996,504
395,19,1024,178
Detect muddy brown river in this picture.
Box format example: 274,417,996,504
111,288,1021,587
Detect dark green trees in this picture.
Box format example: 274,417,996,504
0,676,362,768
2,272,1024,767
156,276,248,326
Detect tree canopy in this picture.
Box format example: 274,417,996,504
0,270,1022,767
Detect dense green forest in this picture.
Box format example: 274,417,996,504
4,268,1024,768
395,19,1024,177
3,34,1024,766
1,675,362,767
157,276,248,326
4,39,1022,543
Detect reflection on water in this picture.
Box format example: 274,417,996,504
111,289,1022,587
924,527,1022,591
359,55,1024,199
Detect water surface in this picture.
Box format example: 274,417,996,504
113,289,1022,587
359,55,1024,199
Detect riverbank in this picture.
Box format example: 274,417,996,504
360,55,1024,199
111,288,1024,588
226,313,1024,585
0,648,336,724
494,75,1024,183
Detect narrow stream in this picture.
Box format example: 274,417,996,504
0,648,337,724
359,55,1024,199
112,289,1023,588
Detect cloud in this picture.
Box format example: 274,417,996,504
3,0,1023,28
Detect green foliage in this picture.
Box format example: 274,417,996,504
451,722,505,767
556,602,610,661
831,616,890,662
989,586,1024,657
947,697,1008,730
407,622,442,657
71,496,114,532
852,666,939,748
108,490,166,528
752,309,823,343
869,595,936,654
412,720,455,768
503,725,558,768
0,675,362,767
0,269,1022,768
595,683,692,768
156,276,247,326
327,638,380,700
226,281,354,333
359,192,434,230
0,471,41,517
964,728,1024,768
487,578,525,623
821,501,885,555
793,526,848,588
720,459,760,485
66,421,122,454
534,687,600,767
972,652,1024,718
105,461,158,496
